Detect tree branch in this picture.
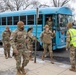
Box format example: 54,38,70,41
53,0,57,7
61,0,70,7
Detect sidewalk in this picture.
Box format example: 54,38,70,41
0,55,76,75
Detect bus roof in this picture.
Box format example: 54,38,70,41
0,7,72,17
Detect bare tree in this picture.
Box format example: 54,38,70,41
0,0,75,12
2,0,32,11
0,0,6,12
31,0,49,8
0,0,41,12
52,0,71,7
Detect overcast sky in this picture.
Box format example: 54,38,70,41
39,0,50,4
38,0,76,19
39,0,76,9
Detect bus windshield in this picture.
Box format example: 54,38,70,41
58,15,72,30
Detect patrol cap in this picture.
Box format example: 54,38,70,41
44,25,49,29
17,21,24,28
6,25,9,28
67,22,72,28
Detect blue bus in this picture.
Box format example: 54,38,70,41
0,7,72,50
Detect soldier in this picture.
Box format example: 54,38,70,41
40,25,55,64
2,25,11,59
10,21,29,75
66,22,76,72
46,17,52,31
27,26,35,61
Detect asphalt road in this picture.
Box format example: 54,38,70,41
35,48,70,65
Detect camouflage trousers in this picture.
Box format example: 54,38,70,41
43,43,53,57
27,43,33,52
14,49,29,70
27,43,33,59
3,43,11,57
70,46,76,67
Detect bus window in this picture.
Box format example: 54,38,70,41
14,16,19,25
67,16,72,22
2,17,6,25
58,15,72,30
0,18,1,25
59,15,68,27
45,15,52,23
20,16,26,25
27,15,34,25
7,17,12,25
38,15,42,24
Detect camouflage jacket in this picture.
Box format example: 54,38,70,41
2,30,11,44
40,30,55,44
10,28,27,50
27,31,35,44
46,21,52,30
66,30,71,49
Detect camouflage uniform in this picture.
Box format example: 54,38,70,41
2,29,11,58
40,29,55,63
66,29,76,71
10,21,29,75
27,31,35,60
46,21,52,31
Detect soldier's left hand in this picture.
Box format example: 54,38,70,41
33,36,36,40
66,48,68,51
26,39,29,43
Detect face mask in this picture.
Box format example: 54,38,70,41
20,27,24,30
6,28,9,31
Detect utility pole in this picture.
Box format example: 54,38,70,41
34,8,39,63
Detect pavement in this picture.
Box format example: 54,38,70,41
0,48,76,75
0,55,76,75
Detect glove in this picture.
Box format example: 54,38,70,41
13,49,18,55
66,48,68,51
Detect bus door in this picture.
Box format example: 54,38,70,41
56,14,69,49
45,14,56,50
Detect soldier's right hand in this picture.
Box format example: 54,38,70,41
66,48,68,51
13,49,18,55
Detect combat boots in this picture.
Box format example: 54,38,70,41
50,57,54,64
69,66,75,72
5,53,8,59
50,59,54,64
42,55,45,61
8,55,12,58
8,52,12,58
73,66,76,72
74,68,76,72
20,67,26,75
5,56,8,59
17,69,22,75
